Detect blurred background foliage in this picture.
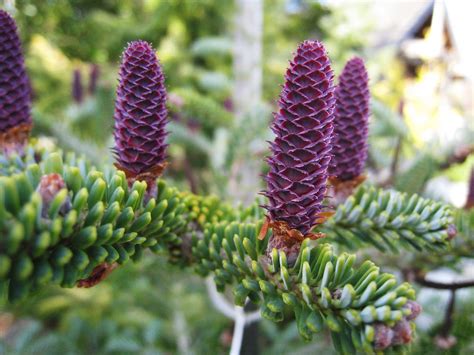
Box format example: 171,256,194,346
1,0,474,354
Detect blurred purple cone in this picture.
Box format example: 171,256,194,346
88,64,100,95
329,57,370,181
72,69,83,104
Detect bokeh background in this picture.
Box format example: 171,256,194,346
1,0,473,354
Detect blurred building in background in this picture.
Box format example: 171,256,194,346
368,0,473,146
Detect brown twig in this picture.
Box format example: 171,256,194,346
389,100,405,182
410,270,471,348
414,274,474,290
439,144,474,170
389,137,403,182
433,289,458,349
439,289,456,337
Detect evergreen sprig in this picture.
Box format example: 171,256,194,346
192,221,420,353
0,14,460,353
323,185,454,253
0,152,185,302
394,153,438,195
450,208,474,259
0,144,455,353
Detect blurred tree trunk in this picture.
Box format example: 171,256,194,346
232,3,263,353
229,0,264,206
233,0,263,121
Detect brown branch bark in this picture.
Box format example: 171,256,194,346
389,136,403,182
439,289,456,337
439,144,474,170
414,274,474,290
389,100,405,182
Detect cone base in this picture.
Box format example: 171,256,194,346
114,161,168,196
260,216,325,266
0,123,31,156
329,174,366,205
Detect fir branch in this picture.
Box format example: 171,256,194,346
191,221,420,353
168,88,233,137
0,151,427,352
0,152,186,302
323,185,454,253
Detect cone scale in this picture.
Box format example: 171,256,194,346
113,41,168,193
262,40,335,257
0,10,31,155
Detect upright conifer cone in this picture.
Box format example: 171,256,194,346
88,64,100,95
0,10,31,153
329,57,370,181
263,40,335,250
72,69,83,104
113,41,168,190
465,168,474,210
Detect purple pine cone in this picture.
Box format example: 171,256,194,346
0,10,31,132
329,57,369,181
113,41,168,180
88,64,100,95
264,40,335,236
466,168,474,210
72,69,83,104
